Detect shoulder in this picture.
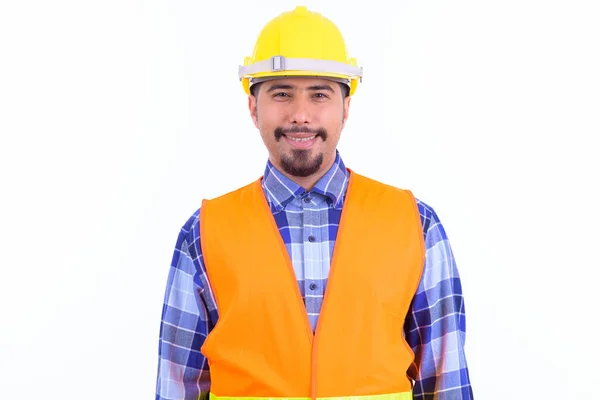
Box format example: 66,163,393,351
202,178,262,208
414,197,441,239
412,197,454,253
176,176,261,256
173,207,202,262
350,171,443,240
349,170,415,203
179,207,200,241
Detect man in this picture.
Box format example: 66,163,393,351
156,5,473,400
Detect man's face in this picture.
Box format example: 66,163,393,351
249,77,351,179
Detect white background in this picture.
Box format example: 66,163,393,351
1,0,599,398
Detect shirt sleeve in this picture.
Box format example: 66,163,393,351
156,208,215,400
404,201,474,399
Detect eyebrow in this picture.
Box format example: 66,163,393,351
266,84,294,93
266,84,335,93
307,84,335,92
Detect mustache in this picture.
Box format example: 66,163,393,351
274,126,328,141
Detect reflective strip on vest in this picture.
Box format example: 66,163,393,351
210,392,413,400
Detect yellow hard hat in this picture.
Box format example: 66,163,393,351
238,6,363,96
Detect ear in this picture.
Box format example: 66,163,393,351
248,94,259,129
341,95,351,128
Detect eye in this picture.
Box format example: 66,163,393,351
313,92,329,99
273,92,291,98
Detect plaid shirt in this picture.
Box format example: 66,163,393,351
155,151,473,399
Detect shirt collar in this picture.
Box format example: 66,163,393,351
261,150,349,212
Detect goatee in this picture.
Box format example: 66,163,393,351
274,126,327,177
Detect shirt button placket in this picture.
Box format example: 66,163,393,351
303,194,318,308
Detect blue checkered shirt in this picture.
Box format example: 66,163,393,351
155,152,473,399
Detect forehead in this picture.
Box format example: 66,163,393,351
262,77,340,92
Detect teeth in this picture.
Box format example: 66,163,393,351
288,136,315,142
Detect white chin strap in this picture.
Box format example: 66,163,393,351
238,55,363,82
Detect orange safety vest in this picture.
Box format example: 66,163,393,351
200,170,425,400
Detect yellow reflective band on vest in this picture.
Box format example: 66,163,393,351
210,392,413,400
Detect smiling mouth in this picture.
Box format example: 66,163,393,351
286,135,316,142
283,134,319,149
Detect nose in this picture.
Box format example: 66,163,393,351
289,96,311,125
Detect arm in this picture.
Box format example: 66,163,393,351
404,201,474,399
156,209,215,400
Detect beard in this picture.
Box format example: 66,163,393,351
274,126,328,177
280,150,324,177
